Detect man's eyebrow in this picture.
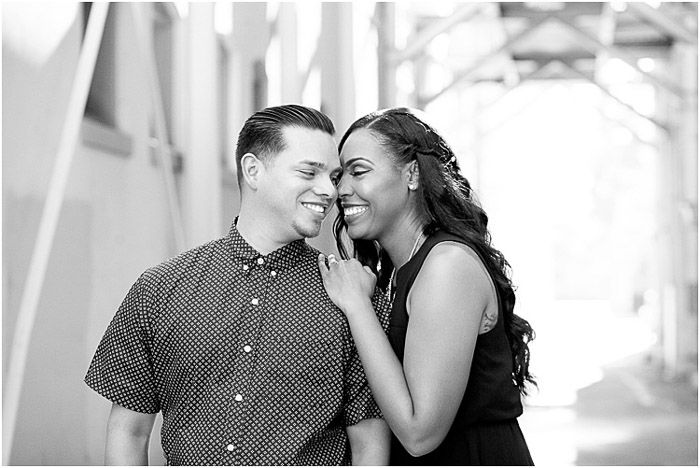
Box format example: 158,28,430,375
299,160,327,169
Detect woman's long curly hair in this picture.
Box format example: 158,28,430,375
333,108,536,394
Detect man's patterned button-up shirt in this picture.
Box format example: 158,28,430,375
85,222,386,465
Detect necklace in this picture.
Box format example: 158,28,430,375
387,231,425,303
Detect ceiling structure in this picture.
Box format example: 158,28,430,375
388,2,697,121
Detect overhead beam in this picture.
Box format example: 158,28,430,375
2,4,109,464
553,14,684,97
492,2,520,86
512,51,596,62
500,2,603,19
477,59,557,113
592,105,660,149
419,15,551,107
626,2,697,45
557,59,669,132
392,3,483,64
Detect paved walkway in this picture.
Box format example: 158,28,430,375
519,354,697,465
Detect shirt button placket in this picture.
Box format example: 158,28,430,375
232,260,258,464
235,265,264,464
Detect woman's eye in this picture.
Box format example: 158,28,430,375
299,170,315,177
351,169,368,177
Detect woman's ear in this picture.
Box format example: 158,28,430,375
406,161,420,191
240,152,264,191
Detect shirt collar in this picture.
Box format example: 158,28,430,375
225,218,310,271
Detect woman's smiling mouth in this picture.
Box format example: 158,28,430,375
343,205,368,218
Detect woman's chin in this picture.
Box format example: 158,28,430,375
347,224,371,242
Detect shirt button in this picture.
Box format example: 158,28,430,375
251,298,259,306
235,394,243,402
242,264,249,271
226,444,234,451
243,345,252,353
257,257,264,265
270,270,276,277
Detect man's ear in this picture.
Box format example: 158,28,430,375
240,152,264,190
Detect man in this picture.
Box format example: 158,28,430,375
85,105,390,465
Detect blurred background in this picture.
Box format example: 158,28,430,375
2,1,697,465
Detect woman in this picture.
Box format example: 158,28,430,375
318,108,535,465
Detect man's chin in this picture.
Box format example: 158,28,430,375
293,220,323,239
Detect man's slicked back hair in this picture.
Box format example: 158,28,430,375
235,104,335,185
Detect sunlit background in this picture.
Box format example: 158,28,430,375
2,2,697,465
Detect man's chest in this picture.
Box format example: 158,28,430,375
148,271,350,394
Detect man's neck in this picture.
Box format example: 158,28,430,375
235,207,297,255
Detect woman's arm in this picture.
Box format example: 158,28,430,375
319,242,491,457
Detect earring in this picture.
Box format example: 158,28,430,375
408,183,417,190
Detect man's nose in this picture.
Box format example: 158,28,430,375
314,175,338,200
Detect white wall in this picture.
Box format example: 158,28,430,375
3,4,176,464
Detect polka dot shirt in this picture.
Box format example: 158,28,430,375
85,221,387,465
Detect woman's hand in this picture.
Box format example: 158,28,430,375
318,254,376,314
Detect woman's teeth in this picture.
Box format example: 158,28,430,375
344,206,368,216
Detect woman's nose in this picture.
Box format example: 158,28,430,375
337,174,352,198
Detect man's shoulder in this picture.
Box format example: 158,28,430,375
139,237,227,287
299,243,324,262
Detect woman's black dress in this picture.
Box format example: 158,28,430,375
388,231,534,465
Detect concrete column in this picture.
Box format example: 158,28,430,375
657,41,698,380
411,23,428,110
230,3,269,148
312,3,355,254
279,3,301,103
673,41,698,379
321,2,355,132
376,2,396,109
184,3,222,246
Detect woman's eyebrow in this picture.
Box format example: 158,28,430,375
343,157,373,167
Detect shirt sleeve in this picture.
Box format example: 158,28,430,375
84,273,160,414
342,289,391,426
371,287,392,334
342,340,382,426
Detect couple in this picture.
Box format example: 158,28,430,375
85,104,535,466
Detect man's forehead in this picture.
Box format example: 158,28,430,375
278,126,339,164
